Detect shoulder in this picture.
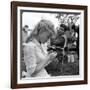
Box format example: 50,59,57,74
24,41,36,47
23,42,36,51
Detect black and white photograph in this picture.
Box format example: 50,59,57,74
11,1,87,88
21,11,80,78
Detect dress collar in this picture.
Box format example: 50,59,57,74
32,39,41,48
33,39,46,55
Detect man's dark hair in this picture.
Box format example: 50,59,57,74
24,25,29,28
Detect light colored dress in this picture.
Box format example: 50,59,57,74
23,39,50,77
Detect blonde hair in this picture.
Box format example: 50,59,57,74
26,19,55,43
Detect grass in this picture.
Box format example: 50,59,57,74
45,60,79,76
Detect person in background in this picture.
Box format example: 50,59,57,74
23,19,57,77
21,25,30,78
22,25,29,43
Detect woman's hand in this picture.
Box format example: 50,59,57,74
48,52,57,60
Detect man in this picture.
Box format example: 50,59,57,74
22,25,29,43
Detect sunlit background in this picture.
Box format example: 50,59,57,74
22,12,59,30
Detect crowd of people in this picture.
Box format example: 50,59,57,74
48,22,79,64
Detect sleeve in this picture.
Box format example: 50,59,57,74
35,47,51,67
24,44,37,76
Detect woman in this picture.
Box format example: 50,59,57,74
23,19,57,77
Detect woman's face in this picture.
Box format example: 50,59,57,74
38,31,51,43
